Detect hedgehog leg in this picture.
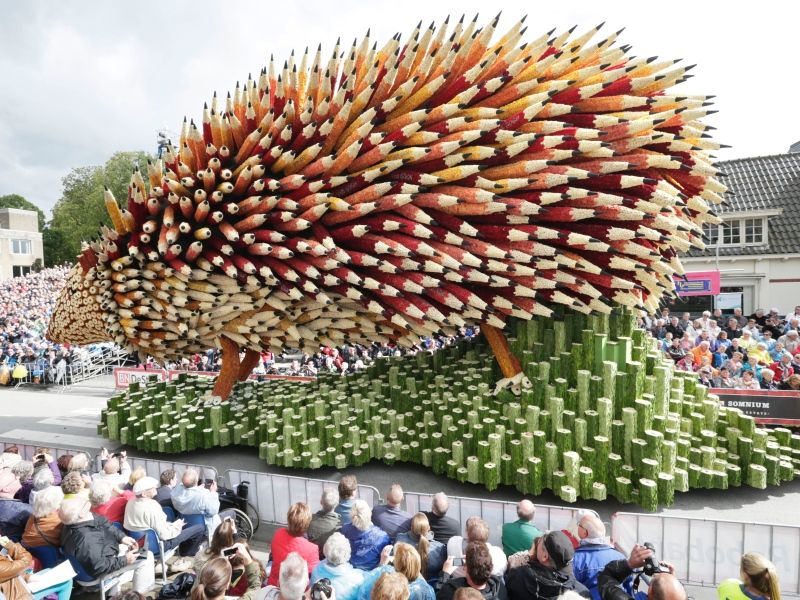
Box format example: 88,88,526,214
237,349,260,382
212,337,241,401
480,324,532,397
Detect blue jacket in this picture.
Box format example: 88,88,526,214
341,523,390,571
359,566,434,600
573,543,626,600
0,498,32,542
170,483,220,533
311,559,365,600
395,531,446,583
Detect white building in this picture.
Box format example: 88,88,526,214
679,152,800,316
0,208,44,281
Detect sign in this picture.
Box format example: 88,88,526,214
715,291,743,310
673,270,721,297
712,388,800,426
114,367,313,388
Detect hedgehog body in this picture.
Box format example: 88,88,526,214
49,16,724,364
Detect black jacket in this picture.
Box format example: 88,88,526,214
437,574,508,600
597,559,635,600
423,511,461,545
61,514,127,578
506,559,591,600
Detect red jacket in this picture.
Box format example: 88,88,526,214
770,361,795,382
91,490,135,524
266,528,319,586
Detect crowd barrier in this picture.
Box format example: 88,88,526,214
124,455,218,483
225,469,381,526
404,492,579,547
612,512,800,596
0,438,95,465
114,367,314,389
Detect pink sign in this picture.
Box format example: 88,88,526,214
673,270,721,297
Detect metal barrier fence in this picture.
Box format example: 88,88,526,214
1,438,95,465
125,456,218,483
225,469,382,526
612,512,800,596
404,492,580,547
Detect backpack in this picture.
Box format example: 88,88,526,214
157,572,197,599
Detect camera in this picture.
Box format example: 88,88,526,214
204,478,215,489
222,546,238,558
642,542,669,576
311,578,332,600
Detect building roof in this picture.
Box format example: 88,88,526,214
687,152,800,257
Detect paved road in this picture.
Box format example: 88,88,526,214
2,379,799,529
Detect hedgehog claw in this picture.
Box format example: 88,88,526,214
493,372,533,397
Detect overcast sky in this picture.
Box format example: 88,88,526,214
1,0,797,217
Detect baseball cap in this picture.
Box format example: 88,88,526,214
543,530,575,570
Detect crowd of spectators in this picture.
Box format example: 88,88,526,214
642,305,800,391
0,444,784,600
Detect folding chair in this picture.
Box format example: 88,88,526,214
126,528,176,585
65,552,142,600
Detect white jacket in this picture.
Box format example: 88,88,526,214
124,497,182,540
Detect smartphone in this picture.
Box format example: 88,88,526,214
223,547,238,557
451,557,464,567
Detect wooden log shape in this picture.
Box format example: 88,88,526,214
212,336,241,399
480,323,522,379
238,348,261,381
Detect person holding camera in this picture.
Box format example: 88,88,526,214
505,530,589,600
311,532,364,600
437,542,507,600
94,450,132,490
171,469,223,537
597,544,686,600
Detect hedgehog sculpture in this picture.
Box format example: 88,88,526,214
49,15,724,400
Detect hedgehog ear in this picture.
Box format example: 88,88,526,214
78,247,98,273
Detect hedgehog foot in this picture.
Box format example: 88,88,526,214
493,372,533,397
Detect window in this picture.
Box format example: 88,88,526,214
744,218,764,244
12,265,31,278
703,223,719,246
11,239,31,254
720,221,741,246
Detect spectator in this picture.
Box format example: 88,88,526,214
156,469,177,509
60,471,87,499
336,475,358,526
94,454,131,490
505,531,589,600
267,502,320,586
309,488,342,559
749,343,771,366
21,484,64,548
10,461,34,504
359,543,429,600
59,497,155,593
90,480,135,524
261,552,310,600
760,369,779,390
191,556,232,600
437,542,507,600
171,468,222,536
56,454,72,478
724,318,742,340
712,367,737,389
598,543,686,600
717,552,780,600
738,370,760,391
0,536,73,600
197,542,262,599
501,500,541,557
665,339,686,363
422,493,460,546
193,516,238,574
373,571,410,600
311,532,365,600
372,484,412,543
0,469,31,542
778,330,800,354
572,514,625,600
124,466,147,492
780,374,800,391
447,518,507,578
342,499,391,571
396,513,446,584
28,466,55,507
697,367,714,388
124,476,206,558
738,331,756,352
769,353,795,382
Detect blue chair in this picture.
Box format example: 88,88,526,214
126,528,175,584
65,552,141,600
181,513,205,528
162,506,178,522
26,545,63,569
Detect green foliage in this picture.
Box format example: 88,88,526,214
49,151,152,261
0,194,46,231
42,228,72,267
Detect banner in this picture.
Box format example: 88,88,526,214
673,270,721,296
712,388,800,425
114,367,313,388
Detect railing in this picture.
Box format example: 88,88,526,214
125,455,218,482
7,347,132,388
612,512,800,596
225,469,381,526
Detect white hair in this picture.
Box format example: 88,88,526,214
432,492,449,516
279,552,309,600
350,499,372,531
320,488,339,513
12,460,33,482
33,485,64,518
58,497,91,525
32,467,54,491
323,532,351,566
103,457,119,475
89,480,113,507
182,468,199,487
68,453,89,472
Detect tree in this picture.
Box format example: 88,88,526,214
0,194,46,231
49,151,152,262
42,227,72,267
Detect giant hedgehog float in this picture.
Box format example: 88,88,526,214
49,16,724,399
